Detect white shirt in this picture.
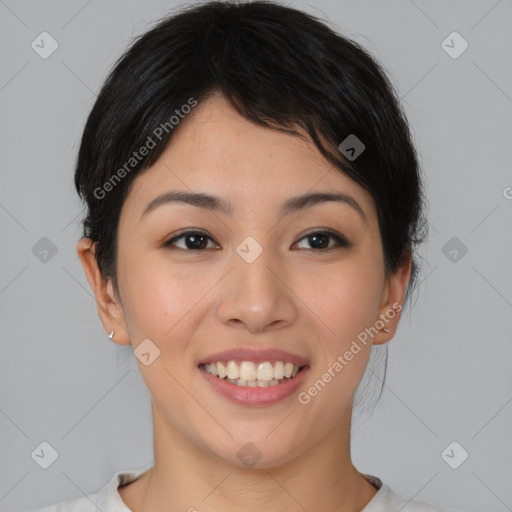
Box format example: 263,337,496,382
30,465,463,512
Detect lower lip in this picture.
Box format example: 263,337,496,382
199,366,309,406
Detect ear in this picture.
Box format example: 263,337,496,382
372,249,412,345
76,237,131,346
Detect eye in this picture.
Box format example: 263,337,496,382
294,230,349,251
163,229,349,252
163,230,218,251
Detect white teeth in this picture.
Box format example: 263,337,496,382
226,360,239,380
257,361,274,380
239,361,257,381
274,361,285,380
217,361,227,379
202,360,304,386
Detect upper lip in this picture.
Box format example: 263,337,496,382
197,347,309,367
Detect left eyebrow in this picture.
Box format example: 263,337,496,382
140,190,367,224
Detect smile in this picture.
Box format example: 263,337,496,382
199,360,305,387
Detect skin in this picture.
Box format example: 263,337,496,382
77,91,411,512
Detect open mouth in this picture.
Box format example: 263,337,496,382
199,360,308,388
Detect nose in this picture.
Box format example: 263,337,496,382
215,239,298,334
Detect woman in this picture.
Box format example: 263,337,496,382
34,1,463,510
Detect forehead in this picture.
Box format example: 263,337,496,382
120,92,377,226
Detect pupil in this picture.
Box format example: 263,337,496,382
310,233,329,249
187,234,207,249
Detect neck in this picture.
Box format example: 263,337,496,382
119,401,378,512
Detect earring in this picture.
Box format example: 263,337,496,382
382,327,390,333
108,330,114,339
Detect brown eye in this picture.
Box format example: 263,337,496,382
294,230,349,251
163,229,349,252
163,230,218,250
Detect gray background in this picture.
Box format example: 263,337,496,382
1,0,511,510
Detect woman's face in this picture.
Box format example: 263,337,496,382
91,92,409,468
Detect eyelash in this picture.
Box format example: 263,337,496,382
162,229,350,252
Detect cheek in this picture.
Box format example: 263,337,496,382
117,245,221,354
296,260,383,417
120,260,196,342
297,255,384,350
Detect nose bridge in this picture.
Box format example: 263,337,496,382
215,232,297,331
234,232,281,300
233,236,279,292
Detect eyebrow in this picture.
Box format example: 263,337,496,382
140,190,367,223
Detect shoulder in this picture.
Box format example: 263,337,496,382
362,474,465,512
28,465,153,512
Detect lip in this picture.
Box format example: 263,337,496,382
199,364,309,406
197,347,309,366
